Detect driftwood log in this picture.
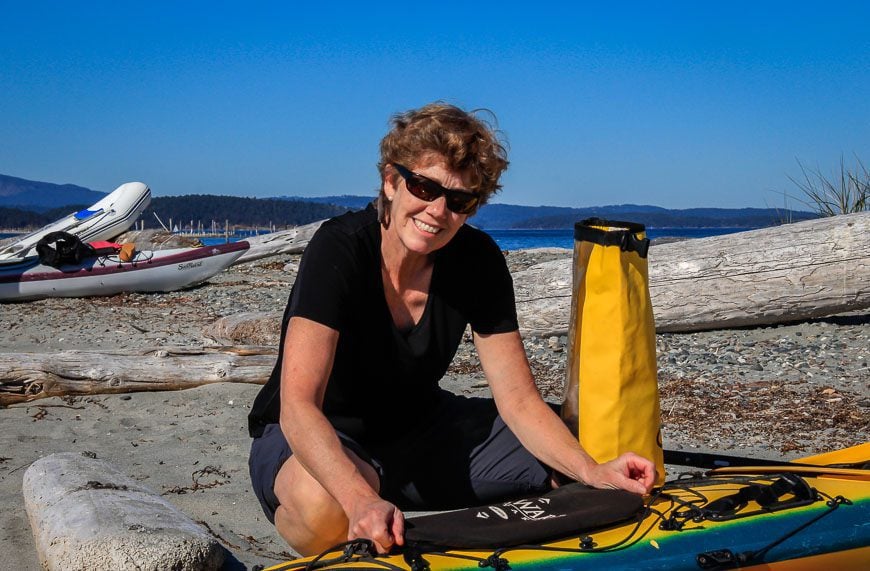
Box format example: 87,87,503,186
0,347,276,406
232,220,322,265
514,211,870,335
205,212,870,343
203,312,283,347
111,229,202,250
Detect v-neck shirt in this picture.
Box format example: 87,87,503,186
248,204,518,443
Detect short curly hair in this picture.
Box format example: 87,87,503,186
377,102,509,212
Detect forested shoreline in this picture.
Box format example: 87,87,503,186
0,195,350,231
1,191,816,231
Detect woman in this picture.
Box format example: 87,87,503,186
248,102,654,556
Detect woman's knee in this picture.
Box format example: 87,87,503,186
274,457,345,525
272,447,383,552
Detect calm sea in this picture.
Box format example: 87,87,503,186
482,227,753,250
2,227,755,252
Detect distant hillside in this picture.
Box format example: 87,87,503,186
0,171,817,230
143,195,350,229
0,174,106,210
0,170,353,229
0,204,93,229
279,195,375,210
0,206,50,229
277,195,816,228
482,205,817,229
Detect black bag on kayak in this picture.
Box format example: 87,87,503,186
404,483,644,549
36,231,97,268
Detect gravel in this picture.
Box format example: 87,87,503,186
2,249,867,458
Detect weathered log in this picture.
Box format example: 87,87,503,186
0,347,276,406
24,453,225,570
196,212,870,343
232,220,323,265
111,229,202,250
203,311,283,346
513,212,870,336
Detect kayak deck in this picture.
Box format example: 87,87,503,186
265,465,870,571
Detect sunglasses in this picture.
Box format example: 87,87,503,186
392,163,480,214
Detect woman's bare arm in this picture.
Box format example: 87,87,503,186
474,330,655,494
279,316,404,552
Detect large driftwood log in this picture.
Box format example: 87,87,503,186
232,220,322,265
514,212,870,336
0,347,276,406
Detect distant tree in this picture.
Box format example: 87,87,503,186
42,204,89,220
0,207,51,228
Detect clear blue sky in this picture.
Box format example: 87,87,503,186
1,1,868,208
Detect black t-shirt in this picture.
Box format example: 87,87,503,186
248,204,518,442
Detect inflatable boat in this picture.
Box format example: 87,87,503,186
0,241,248,302
0,182,151,262
265,443,870,571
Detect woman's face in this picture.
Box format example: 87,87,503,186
382,156,472,258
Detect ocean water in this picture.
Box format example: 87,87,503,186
2,227,756,252
201,226,754,250
483,227,755,250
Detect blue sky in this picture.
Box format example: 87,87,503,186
1,1,868,208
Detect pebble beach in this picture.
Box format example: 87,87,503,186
0,247,867,570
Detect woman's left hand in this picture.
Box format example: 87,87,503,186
583,452,656,495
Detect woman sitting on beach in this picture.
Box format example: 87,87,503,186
247,102,655,556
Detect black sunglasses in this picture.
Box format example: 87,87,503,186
392,163,480,214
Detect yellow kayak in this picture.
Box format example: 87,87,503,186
264,443,870,570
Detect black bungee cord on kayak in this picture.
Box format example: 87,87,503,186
268,539,406,571
477,476,850,571
696,490,851,570
269,472,854,571
97,250,154,267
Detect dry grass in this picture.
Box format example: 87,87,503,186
789,155,869,216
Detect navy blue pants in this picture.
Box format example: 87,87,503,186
249,394,552,523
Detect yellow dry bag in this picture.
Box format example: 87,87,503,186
561,218,665,486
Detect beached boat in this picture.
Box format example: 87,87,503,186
265,444,870,571
0,182,151,262
0,241,248,302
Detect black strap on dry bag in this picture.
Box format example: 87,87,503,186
574,218,650,258
36,231,96,268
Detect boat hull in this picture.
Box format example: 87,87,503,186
0,241,248,301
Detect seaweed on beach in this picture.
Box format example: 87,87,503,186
163,465,232,495
659,377,868,453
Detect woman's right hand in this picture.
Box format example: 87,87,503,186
346,495,405,554
582,452,656,495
